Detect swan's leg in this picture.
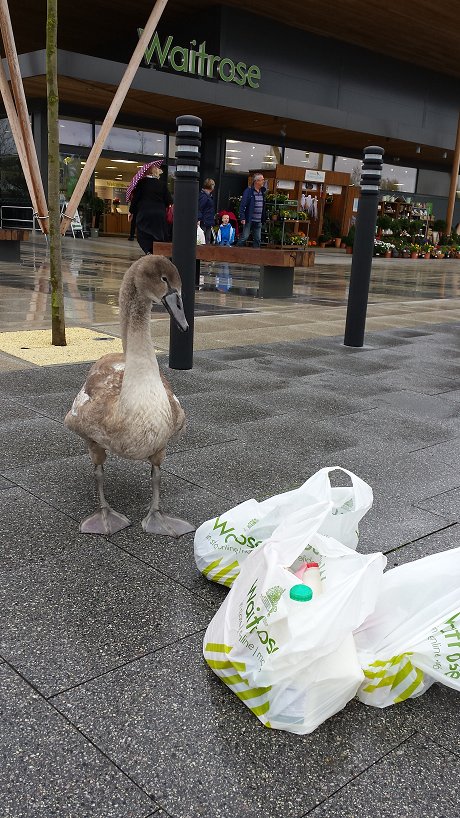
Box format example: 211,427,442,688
80,444,131,535
142,459,195,537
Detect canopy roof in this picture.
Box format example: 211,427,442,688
11,0,460,79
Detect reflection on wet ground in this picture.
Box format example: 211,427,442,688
1,234,460,345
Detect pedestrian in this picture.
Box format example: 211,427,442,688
237,173,266,248
215,213,236,246
198,178,216,244
127,160,172,254
215,213,235,292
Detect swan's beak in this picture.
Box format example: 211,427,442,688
162,289,189,332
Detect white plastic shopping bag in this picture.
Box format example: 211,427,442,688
197,225,206,244
355,547,460,707
204,502,386,734
194,467,373,586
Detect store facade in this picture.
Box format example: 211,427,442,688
2,3,460,230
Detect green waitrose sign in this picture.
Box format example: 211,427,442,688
139,30,261,88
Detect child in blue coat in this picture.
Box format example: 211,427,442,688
214,214,235,291
215,213,236,246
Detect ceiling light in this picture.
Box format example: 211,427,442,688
112,159,137,164
415,145,421,154
442,151,448,159
227,140,240,144
105,166,117,169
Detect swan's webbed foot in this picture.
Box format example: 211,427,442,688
80,506,131,535
141,510,195,537
80,462,131,535
144,461,195,537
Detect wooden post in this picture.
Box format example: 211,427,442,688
0,0,49,233
47,0,66,346
0,56,38,216
61,0,169,233
446,111,460,236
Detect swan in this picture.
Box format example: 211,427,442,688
65,254,194,538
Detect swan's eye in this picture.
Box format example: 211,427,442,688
161,276,168,283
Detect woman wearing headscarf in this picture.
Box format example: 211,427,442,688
128,162,172,254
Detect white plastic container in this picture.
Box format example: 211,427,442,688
294,561,323,598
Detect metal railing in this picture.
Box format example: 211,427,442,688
0,205,41,231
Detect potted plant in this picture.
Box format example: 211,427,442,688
317,232,332,248
344,226,355,254
376,214,393,236
409,243,420,259
420,243,433,259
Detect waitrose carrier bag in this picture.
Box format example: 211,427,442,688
355,547,460,707
203,502,386,734
194,467,373,587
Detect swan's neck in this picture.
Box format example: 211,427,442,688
120,293,160,393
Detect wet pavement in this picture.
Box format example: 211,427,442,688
1,234,460,346
0,235,459,818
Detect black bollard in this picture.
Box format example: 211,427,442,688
344,146,384,347
169,115,202,370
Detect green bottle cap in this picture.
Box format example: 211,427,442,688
290,584,313,602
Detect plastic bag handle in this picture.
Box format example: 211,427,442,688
317,466,372,508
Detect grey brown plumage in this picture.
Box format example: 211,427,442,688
64,255,193,536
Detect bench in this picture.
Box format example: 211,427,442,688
0,228,30,262
153,243,315,298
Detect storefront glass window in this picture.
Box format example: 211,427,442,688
284,148,333,170
58,119,92,147
225,140,281,173
0,118,28,203
59,153,85,202
335,155,417,192
95,124,165,156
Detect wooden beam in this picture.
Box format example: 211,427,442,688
61,0,169,234
0,56,38,216
446,111,460,235
0,0,48,232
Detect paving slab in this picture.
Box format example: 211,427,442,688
408,683,460,756
357,495,451,555
0,363,90,396
0,397,42,423
378,390,460,422
415,486,460,522
0,416,85,470
54,632,416,818
0,486,210,696
384,523,460,568
0,663,154,818
305,731,460,818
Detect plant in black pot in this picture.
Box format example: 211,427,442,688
81,191,105,236
344,225,355,254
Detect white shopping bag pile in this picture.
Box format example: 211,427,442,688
195,467,460,734
355,547,460,707
194,467,373,587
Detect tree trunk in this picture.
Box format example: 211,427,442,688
46,0,66,345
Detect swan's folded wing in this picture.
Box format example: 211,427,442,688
65,353,125,432
160,371,186,439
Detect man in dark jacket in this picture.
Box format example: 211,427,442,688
198,178,216,243
237,174,266,247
